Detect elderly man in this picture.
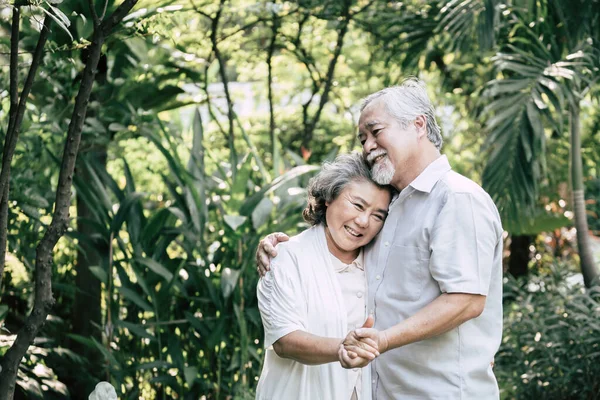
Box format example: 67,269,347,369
256,78,503,399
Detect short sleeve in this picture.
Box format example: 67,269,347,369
257,246,307,348
429,191,501,295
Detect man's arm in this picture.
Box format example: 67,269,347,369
351,292,486,353
255,232,289,276
274,330,378,366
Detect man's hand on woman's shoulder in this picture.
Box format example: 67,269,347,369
255,232,290,276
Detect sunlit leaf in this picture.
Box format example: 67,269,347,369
221,268,241,299
252,197,274,230
223,215,247,231
184,366,198,385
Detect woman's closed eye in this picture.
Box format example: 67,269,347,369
372,214,385,222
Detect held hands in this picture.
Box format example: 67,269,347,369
255,232,289,276
338,316,389,369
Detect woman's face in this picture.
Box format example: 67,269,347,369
324,179,391,263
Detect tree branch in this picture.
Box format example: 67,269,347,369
100,0,110,21
302,5,351,149
210,0,237,174
0,7,21,280
8,6,20,128
200,62,229,141
189,0,212,19
100,0,138,36
0,14,51,207
89,0,100,27
0,184,9,289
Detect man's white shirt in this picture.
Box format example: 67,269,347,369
364,155,503,399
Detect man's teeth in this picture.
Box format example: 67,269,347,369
345,226,361,237
372,154,386,163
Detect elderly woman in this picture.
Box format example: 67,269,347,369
256,153,393,400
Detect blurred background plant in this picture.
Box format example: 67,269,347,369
0,0,599,398
498,267,600,399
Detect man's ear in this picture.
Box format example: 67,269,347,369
414,115,427,139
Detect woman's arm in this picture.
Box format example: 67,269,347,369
273,331,342,365
274,325,379,366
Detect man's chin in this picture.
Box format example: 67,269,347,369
372,172,393,185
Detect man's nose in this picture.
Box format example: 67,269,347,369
363,136,377,154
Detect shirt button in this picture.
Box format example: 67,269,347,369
376,274,381,280
384,241,389,247
353,368,359,372
356,291,363,298
372,379,376,384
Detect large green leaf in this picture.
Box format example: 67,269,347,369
110,192,145,235
239,165,319,217
136,257,174,282
89,266,108,284
252,197,274,230
116,320,155,340
118,286,153,312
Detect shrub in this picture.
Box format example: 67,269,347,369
497,266,600,399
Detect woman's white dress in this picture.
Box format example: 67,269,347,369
256,224,372,400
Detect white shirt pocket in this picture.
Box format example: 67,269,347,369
385,245,430,302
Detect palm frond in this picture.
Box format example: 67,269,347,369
482,34,573,232
437,0,500,52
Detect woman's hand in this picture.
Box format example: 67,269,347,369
338,344,373,369
255,232,289,276
338,316,383,369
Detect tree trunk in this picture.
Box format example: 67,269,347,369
267,13,280,176
570,103,599,288
508,234,532,278
69,151,107,384
210,0,237,176
0,29,106,400
0,1,139,397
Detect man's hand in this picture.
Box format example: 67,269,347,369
255,232,289,276
339,316,380,369
352,325,390,355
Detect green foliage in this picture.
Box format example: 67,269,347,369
2,0,600,398
61,112,318,397
498,269,600,399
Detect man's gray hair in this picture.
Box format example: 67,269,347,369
360,77,443,149
303,152,390,226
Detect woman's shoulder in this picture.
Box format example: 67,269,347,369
272,225,322,264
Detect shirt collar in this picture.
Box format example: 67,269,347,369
331,249,364,273
408,155,452,193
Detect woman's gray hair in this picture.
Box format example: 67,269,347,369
303,152,389,226
360,77,443,150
